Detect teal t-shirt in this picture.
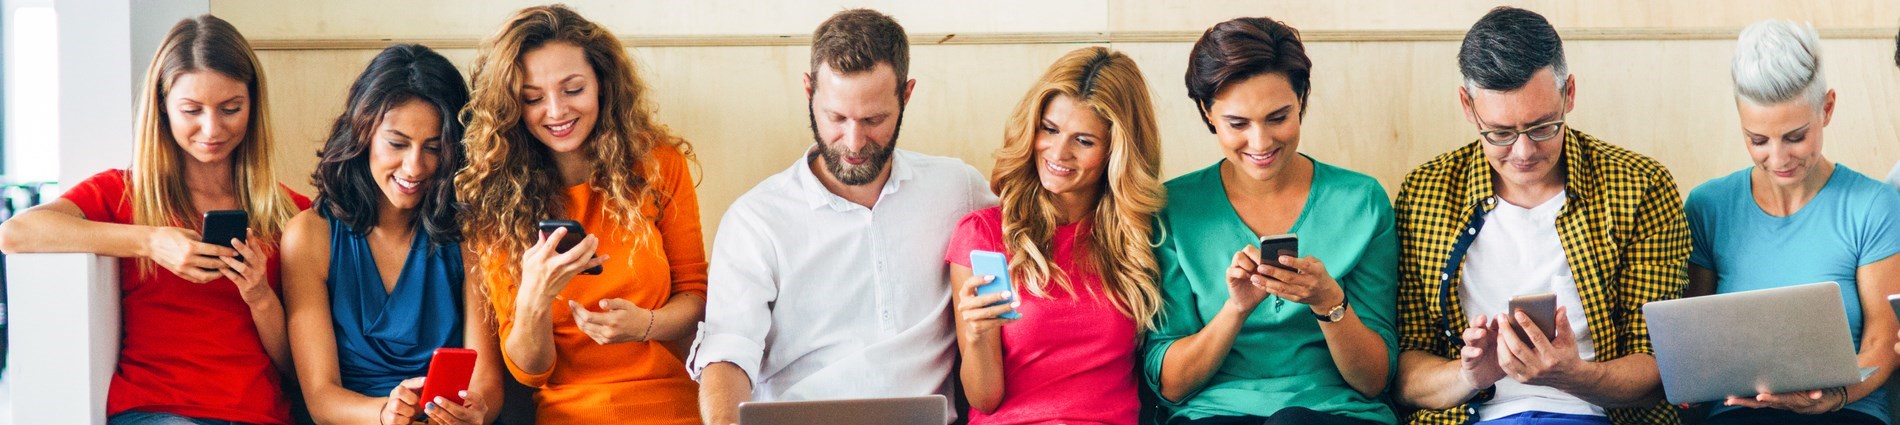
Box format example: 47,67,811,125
1143,157,1399,424
1687,165,1900,423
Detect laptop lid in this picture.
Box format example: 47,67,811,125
738,395,946,425
1644,281,1862,405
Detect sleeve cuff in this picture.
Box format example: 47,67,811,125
503,352,554,388
687,330,765,383
1141,337,1198,407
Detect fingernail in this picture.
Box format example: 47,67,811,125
983,275,995,282
458,390,469,398
998,291,1011,299
425,402,436,411
436,397,449,405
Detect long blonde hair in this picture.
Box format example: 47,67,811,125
992,47,1165,331
457,4,694,300
131,15,297,259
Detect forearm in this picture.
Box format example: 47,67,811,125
0,208,151,257
699,363,753,425
1319,308,1391,396
242,287,293,375
1395,351,1483,409
505,296,559,376
1846,329,1899,404
649,293,705,342
304,383,387,425
957,331,1005,413
1157,302,1246,402
1557,354,1662,408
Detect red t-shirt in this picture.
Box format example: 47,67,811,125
944,207,1140,425
61,169,310,424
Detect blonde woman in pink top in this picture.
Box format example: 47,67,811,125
945,46,1166,425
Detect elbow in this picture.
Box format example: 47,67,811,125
967,393,1001,415
0,220,24,254
1351,371,1391,398
1157,381,1191,405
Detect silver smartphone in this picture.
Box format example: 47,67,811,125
1506,293,1558,342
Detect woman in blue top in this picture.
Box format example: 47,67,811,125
282,44,504,424
1687,20,1900,425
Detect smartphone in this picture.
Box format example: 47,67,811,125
201,210,248,263
1506,293,1559,342
1257,233,1299,272
417,348,477,411
537,220,602,275
968,250,1021,320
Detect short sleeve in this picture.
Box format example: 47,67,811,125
1684,183,1719,270
60,169,130,223
944,207,1004,268
653,145,709,298
1856,184,1900,267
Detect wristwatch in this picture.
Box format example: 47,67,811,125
1313,296,1350,323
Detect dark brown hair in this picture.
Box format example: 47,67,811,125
312,44,468,247
1184,17,1311,133
810,8,909,95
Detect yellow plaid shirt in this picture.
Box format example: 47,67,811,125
1393,129,1690,425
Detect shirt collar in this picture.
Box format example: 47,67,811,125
793,147,915,211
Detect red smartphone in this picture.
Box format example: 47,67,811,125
417,348,477,407
538,219,603,275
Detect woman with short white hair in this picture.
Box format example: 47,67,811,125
1685,19,1900,425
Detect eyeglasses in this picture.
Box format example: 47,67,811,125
1477,119,1566,146
1470,99,1568,146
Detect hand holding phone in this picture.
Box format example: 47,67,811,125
417,348,477,408
201,210,248,263
1257,234,1299,272
1506,293,1559,343
969,250,1021,320
538,220,603,275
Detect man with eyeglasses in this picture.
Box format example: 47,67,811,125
1389,7,1689,425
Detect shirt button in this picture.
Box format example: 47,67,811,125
882,311,892,321
1466,227,1477,235
1440,273,1449,281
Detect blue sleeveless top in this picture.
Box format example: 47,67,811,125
324,211,465,396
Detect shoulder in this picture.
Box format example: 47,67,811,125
722,164,803,221
956,206,1004,230
1576,131,1673,186
280,209,332,261
279,184,314,210
900,149,989,193
1686,168,1750,212
72,168,131,193
1314,159,1391,204
1830,166,1900,209
1400,142,1481,195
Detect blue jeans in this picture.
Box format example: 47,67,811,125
107,411,255,425
1474,411,1613,425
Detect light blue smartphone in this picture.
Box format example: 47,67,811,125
969,250,1022,319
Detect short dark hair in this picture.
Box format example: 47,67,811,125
312,44,469,246
1458,6,1567,91
1185,17,1311,133
810,9,909,95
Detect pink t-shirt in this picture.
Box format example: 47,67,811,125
944,207,1139,425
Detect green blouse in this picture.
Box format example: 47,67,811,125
1144,156,1400,424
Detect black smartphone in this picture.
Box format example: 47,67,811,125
1257,233,1299,272
537,219,602,275
1507,293,1559,342
201,210,248,263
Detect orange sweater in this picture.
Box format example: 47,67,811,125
487,145,707,424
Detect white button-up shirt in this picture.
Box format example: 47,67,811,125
690,148,996,411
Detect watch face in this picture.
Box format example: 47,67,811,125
1328,306,1346,322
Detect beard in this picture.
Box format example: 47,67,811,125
808,100,903,186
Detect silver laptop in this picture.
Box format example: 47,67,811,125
1644,281,1863,404
738,395,946,425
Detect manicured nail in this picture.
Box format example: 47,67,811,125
998,291,1011,299
425,402,436,411
983,275,995,282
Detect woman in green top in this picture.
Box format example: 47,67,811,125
1144,16,1399,425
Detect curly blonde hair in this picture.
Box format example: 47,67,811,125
992,47,1165,331
457,4,693,300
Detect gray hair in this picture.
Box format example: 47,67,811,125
1459,6,1569,95
1732,20,1826,108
